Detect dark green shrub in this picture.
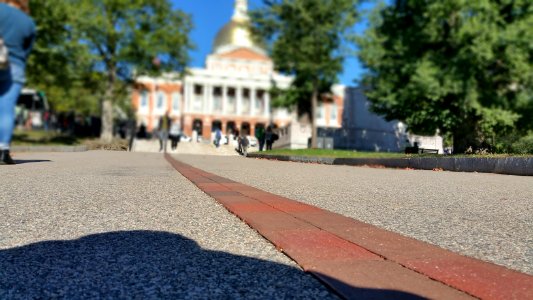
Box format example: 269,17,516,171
511,133,533,154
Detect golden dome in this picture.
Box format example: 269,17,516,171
212,0,264,54
213,20,259,53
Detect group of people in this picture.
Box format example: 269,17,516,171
157,112,182,152
235,125,278,155
255,126,278,152
0,0,35,165
143,112,280,154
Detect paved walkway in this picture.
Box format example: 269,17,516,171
176,154,533,276
0,151,333,299
169,154,533,299
2,150,532,299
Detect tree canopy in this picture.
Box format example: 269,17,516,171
251,0,359,147
26,1,102,115
358,0,533,153
27,0,193,141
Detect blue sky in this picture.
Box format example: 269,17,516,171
171,0,373,86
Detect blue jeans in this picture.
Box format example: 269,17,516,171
0,65,24,150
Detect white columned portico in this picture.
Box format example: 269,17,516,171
185,81,192,112
222,85,228,116
205,84,212,114
202,83,209,113
264,92,270,118
236,86,243,116
250,87,256,116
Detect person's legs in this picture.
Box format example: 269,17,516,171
0,78,22,150
172,135,179,150
162,131,168,153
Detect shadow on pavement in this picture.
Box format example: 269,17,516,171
0,230,426,299
311,272,428,300
13,159,51,165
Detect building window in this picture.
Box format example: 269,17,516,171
172,92,180,112
242,89,250,115
156,92,166,110
227,88,236,114
194,85,203,112
330,103,338,122
316,102,324,119
140,90,148,109
255,90,264,115
213,87,222,113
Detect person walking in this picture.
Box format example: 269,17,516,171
169,121,181,151
214,127,222,148
238,129,249,156
0,0,36,165
265,126,273,151
158,111,170,152
255,126,265,151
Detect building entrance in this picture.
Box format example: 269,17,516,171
241,122,251,136
193,119,203,141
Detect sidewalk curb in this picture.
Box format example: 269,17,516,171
11,145,88,152
165,154,533,300
247,154,533,176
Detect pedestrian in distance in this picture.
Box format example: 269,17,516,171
214,127,222,148
158,111,171,152
233,128,239,142
237,129,249,156
136,123,147,139
255,126,265,151
169,121,181,151
265,126,274,151
0,0,36,165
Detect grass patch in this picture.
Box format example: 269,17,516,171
82,138,129,151
260,149,532,158
262,149,408,158
12,130,80,146
12,130,128,151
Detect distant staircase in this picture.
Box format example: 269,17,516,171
131,138,243,156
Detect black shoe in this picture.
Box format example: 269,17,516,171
0,150,15,165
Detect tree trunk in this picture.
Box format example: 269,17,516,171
452,119,479,154
100,98,114,143
310,87,318,148
100,71,116,143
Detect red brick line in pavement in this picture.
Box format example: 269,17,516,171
165,154,533,300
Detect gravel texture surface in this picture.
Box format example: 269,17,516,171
177,154,533,275
0,151,336,299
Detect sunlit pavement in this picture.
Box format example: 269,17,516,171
0,151,334,299
2,150,532,299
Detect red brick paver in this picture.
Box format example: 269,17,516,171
166,154,533,300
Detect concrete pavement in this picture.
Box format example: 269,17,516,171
167,155,532,299
2,149,532,299
176,154,533,276
0,151,334,299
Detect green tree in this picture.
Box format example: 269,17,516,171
358,0,533,153
74,0,193,142
26,1,101,115
251,0,359,148
28,0,193,142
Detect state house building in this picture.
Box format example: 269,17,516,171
132,0,344,146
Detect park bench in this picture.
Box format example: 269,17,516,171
404,147,439,154
419,148,439,154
